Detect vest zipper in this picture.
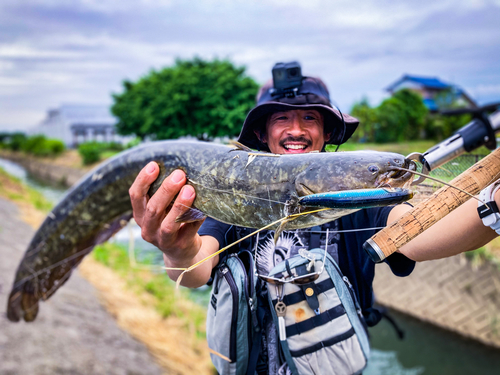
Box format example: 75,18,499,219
220,266,238,363
343,276,363,318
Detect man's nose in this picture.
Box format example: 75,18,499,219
287,117,306,135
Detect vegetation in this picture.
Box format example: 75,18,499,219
0,132,27,151
330,139,437,154
78,141,125,165
350,89,472,143
0,168,53,212
111,57,259,141
92,242,207,338
464,238,500,270
0,133,65,157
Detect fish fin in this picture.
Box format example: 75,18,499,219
299,183,317,196
175,207,207,223
274,219,290,243
21,291,39,322
229,140,253,152
246,154,257,168
7,289,22,322
274,215,300,243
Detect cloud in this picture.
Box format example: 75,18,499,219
0,0,499,129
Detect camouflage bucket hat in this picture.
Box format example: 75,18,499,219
237,77,359,152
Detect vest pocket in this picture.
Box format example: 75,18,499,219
206,255,252,375
267,249,369,375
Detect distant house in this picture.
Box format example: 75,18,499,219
29,104,133,147
386,75,477,112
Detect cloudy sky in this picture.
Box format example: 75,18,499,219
1,0,499,131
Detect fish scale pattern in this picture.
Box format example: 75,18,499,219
373,254,500,348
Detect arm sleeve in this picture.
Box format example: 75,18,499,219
198,217,231,249
341,206,415,278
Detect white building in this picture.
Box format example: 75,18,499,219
30,104,133,147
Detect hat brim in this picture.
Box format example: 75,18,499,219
237,102,359,151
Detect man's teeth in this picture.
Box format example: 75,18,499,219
285,144,306,150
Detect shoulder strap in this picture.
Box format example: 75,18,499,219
309,225,322,249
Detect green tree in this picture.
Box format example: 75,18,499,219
374,89,428,143
350,98,377,142
111,58,259,141
424,88,472,141
350,89,428,143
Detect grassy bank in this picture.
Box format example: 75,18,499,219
0,166,213,374
0,167,52,227
92,242,208,338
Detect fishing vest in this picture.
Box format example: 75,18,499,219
206,222,370,375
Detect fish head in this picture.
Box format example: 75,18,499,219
294,151,417,197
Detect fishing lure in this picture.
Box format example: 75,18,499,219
298,188,413,209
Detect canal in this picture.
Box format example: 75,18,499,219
2,157,500,374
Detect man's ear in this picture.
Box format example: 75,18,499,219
254,130,267,143
324,132,332,143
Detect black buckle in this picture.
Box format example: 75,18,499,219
477,201,499,219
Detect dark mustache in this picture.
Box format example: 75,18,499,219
279,136,312,148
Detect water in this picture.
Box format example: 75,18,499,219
3,157,500,374
367,309,500,374
0,158,67,204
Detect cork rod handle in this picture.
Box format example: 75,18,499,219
363,147,500,263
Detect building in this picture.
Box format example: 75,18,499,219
386,75,477,112
29,104,133,147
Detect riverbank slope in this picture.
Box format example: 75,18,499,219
0,166,213,374
0,197,165,375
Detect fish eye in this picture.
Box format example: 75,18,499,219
368,165,379,173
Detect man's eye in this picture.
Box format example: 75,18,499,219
304,115,316,120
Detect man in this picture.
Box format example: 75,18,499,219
129,68,499,371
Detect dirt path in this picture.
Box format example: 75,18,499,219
0,197,164,375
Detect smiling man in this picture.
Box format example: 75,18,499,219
260,109,327,153
129,63,500,375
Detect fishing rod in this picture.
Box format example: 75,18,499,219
408,102,500,185
364,102,500,263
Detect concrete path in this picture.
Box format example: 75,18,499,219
0,198,164,375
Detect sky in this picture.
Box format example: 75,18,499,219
1,0,499,131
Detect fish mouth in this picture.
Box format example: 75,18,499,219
378,158,417,187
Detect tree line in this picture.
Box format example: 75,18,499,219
350,89,472,144
2,58,473,150
112,58,471,144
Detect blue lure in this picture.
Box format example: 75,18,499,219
298,188,413,209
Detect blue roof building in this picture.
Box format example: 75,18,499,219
386,75,477,112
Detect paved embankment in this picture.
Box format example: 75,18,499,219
0,198,164,375
374,254,500,348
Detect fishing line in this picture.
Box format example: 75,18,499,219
392,166,487,205
164,208,332,288
13,245,95,289
189,179,287,206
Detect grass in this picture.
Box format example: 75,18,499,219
0,168,53,212
465,237,500,270
92,242,208,339
0,167,54,227
330,140,437,155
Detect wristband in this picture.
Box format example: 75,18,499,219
477,179,500,235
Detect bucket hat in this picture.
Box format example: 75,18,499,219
237,77,359,152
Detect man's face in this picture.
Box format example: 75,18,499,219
257,109,330,154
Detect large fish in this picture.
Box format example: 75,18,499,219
7,140,415,322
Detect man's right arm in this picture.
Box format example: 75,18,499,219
129,162,220,288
